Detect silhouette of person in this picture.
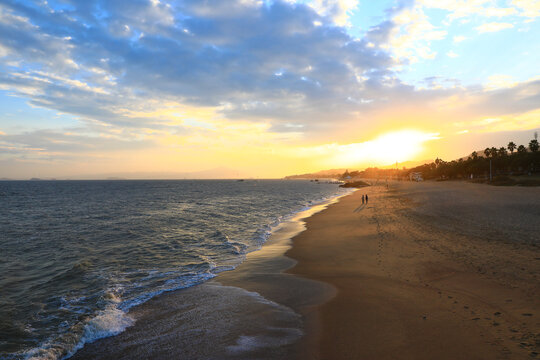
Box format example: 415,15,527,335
365,194,369,203
362,194,365,204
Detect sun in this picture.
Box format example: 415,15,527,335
332,130,439,167
370,130,439,164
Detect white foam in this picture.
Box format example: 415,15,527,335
227,327,304,354
82,308,134,341
62,307,134,359
22,306,133,360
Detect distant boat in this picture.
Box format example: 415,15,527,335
237,179,245,182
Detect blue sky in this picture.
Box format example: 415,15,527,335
393,3,540,87
0,0,539,178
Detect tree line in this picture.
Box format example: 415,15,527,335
339,136,539,181
409,138,539,180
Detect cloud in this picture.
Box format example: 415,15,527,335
419,0,518,21
0,0,539,162
452,35,467,43
416,0,540,34
484,74,517,90
0,0,395,136
304,0,359,26
475,22,515,33
447,50,459,58
460,79,540,118
483,7,518,17
0,129,154,164
453,107,540,133
365,2,448,64
295,130,440,167
282,0,359,26
512,0,540,17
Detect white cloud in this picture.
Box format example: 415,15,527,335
0,44,9,58
420,0,540,23
483,7,518,17
512,0,540,17
484,75,518,91
452,35,467,43
419,0,526,21
282,0,359,26
302,0,359,26
420,0,494,20
476,22,514,33
447,50,459,58
384,6,447,63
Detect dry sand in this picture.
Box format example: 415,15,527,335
287,181,539,359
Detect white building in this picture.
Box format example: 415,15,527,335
409,172,423,182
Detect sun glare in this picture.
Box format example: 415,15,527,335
332,130,439,167
371,130,439,163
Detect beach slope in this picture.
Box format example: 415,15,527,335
287,181,539,359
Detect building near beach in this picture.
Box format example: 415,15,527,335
409,172,423,182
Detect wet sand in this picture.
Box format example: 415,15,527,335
71,196,343,360
72,181,539,359
287,181,539,359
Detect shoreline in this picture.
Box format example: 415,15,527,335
69,180,539,359
214,192,351,359
286,181,539,359
70,190,352,359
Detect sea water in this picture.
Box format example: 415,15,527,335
0,180,348,359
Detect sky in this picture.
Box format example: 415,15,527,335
0,0,539,179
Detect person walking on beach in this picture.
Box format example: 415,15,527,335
365,194,369,204
362,194,365,204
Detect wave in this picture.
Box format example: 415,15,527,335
23,295,133,360
8,185,351,360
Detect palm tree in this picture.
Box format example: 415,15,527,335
517,145,527,153
484,148,491,158
491,147,498,157
530,139,539,152
508,141,516,154
471,151,478,160
499,147,507,156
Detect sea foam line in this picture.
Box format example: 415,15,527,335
22,187,353,360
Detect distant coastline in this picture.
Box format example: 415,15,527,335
285,137,540,186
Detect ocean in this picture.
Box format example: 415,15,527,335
0,180,349,359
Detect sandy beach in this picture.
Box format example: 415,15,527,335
288,181,539,359
71,181,539,359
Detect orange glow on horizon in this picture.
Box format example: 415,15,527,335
303,130,440,169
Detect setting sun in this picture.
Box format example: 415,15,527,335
365,130,440,164
325,130,439,168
